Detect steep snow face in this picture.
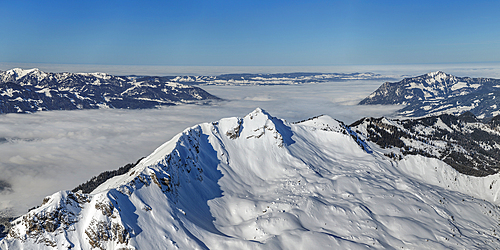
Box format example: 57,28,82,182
2,109,500,249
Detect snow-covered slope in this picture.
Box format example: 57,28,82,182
360,71,500,118
350,112,500,177
2,109,500,249
0,68,219,114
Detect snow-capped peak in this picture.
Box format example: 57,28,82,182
425,71,453,82
5,68,42,79
85,72,111,80
243,107,274,123
427,71,445,77
4,110,500,249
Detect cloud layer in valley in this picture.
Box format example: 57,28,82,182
0,79,401,215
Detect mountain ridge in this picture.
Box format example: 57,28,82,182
164,72,393,85
350,111,500,177
0,68,219,114
2,109,500,249
359,71,500,119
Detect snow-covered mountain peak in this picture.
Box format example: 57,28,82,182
8,68,40,78
426,70,446,77
242,107,283,127
295,115,346,133
3,68,43,80
243,107,276,121
424,70,455,83
5,110,500,249
84,72,112,80
92,108,289,195
236,108,294,147
244,107,266,117
0,68,50,85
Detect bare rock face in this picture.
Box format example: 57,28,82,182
7,192,90,248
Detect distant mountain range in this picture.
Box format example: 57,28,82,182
0,68,395,114
162,72,392,85
0,68,219,114
360,71,500,119
3,109,500,249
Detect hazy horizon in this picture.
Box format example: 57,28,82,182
2,62,500,78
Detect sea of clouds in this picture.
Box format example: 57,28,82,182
1,63,499,216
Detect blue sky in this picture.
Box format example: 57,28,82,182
1,0,499,66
